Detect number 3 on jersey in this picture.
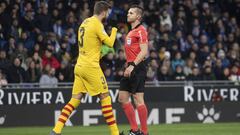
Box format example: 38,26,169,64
78,27,85,48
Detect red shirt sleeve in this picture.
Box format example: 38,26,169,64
138,28,148,44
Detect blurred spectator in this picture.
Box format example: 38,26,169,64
10,42,28,62
161,56,172,74
27,60,41,82
7,57,28,83
0,24,6,49
214,59,224,80
228,42,239,63
146,59,159,81
56,61,73,82
148,50,159,61
189,51,198,65
0,1,11,37
217,49,230,68
53,19,63,38
187,66,202,81
171,51,185,71
65,28,76,45
7,37,16,55
202,66,216,80
32,52,42,69
184,59,194,76
39,65,58,88
114,49,126,70
199,44,210,64
173,65,186,81
35,34,45,50
19,31,34,51
222,67,231,80
35,4,51,33
64,11,78,30
42,48,60,69
56,42,72,63
157,65,171,81
0,50,11,73
160,10,172,31
104,68,114,82
229,65,240,83
101,52,115,70
114,68,124,81
158,47,167,61
9,19,21,40
47,32,60,53
175,30,189,54
21,10,35,32
0,69,7,87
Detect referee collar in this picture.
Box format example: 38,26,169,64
131,23,142,30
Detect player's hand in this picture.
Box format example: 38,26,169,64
112,27,118,32
124,65,134,77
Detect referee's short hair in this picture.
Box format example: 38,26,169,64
130,4,144,17
94,1,111,15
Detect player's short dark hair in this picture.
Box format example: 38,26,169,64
94,1,111,15
130,4,144,17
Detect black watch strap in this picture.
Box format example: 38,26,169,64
129,62,136,67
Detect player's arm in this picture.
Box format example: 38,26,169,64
97,25,118,47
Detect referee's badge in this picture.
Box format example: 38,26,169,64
127,38,131,45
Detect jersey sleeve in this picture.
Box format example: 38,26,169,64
96,24,108,42
138,28,148,45
96,23,117,47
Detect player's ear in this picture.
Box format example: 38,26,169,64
137,15,141,20
99,11,105,17
103,10,108,17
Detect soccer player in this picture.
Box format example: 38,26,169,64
118,5,149,135
50,1,123,135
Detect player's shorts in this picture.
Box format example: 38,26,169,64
72,65,108,96
119,61,147,93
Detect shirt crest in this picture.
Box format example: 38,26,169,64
127,38,131,45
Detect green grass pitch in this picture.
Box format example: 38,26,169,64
0,123,240,135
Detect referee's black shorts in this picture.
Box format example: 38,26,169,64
119,61,147,93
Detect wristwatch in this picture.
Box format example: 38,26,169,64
129,62,136,68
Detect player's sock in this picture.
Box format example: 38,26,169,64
122,102,138,131
53,98,80,134
137,104,148,135
101,96,119,135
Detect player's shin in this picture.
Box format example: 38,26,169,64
101,96,119,135
53,98,81,134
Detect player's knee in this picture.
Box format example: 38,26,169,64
72,93,84,100
98,92,109,100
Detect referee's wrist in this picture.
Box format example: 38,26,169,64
129,62,136,68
